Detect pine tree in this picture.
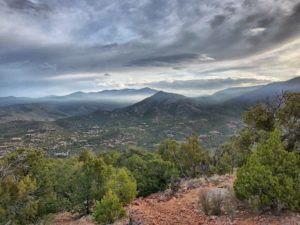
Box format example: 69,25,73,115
234,130,300,212
106,168,137,205
92,190,125,225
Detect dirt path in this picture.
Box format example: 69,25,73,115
53,175,300,225
128,175,300,225
130,188,207,225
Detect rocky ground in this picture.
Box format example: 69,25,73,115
54,175,300,225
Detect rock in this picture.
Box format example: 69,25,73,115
209,216,217,220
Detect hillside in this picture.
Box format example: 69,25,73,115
97,91,201,119
53,175,300,225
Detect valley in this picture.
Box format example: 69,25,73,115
0,77,299,157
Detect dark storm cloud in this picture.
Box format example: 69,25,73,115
129,53,200,67
4,0,50,12
210,15,226,28
273,2,300,42
0,0,300,96
129,78,270,91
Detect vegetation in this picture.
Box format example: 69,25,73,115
198,189,224,216
234,130,300,212
92,190,126,225
0,92,299,224
0,149,137,224
0,137,212,224
232,93,300,213
158,137,211,178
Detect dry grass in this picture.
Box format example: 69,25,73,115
198,190,211,215
198,186,239,217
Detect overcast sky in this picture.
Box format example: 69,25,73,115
0,0,300,97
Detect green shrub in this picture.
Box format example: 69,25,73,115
93,190,126,225
105,167,137,205
234,130,300,213
118,149,178,196
215,152,232,175
159,137,211,178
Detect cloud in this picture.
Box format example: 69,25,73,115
129,53,214,67
3,0,50,12
247,27,266,36
0,0,299,96
210,15,226,28
129,78,270,91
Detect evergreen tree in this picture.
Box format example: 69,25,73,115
105,167,137,205
215,151,232,175
72,152,108,214
0,149,57,224
234,130,300,212
92,190,125,225
179,137,211,177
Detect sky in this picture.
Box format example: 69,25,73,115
0,0,300,97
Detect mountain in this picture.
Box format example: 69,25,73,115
0,77,299,154
0,96,34,107
113,91,191,117
0,102,124,124
50,90,241,152
0,103,68,123
228,76,300,104
0,88,158,106
0,88,158,123
196,86,263,104
54,77,300,151
42,87,157,103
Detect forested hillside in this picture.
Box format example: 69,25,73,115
1,92,299,225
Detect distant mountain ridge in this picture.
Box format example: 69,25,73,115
196,86,263,104
0,76,299,153
0,88,158,106
227,76,300,104
84,76,300,123
0,77,299,124
0,88,158,123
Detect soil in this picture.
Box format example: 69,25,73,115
53,175,300,225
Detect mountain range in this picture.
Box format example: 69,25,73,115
2,77,300,124
0,76,299,155
0,88,157,123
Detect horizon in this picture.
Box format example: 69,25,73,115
0,79,271,98
1,0,300,97
2,75,300,98
1,75,299,98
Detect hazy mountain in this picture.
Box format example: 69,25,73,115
196,86,263,104
0,88,158,123
0,96,34,107
42,87,157,103
227,76,300,104
72,76,300,138
0,77,299,125
103,91,199,119
0,88,157,106
0,103,68,123
1,77,299,153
